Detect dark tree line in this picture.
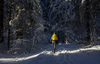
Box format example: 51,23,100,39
79,0,100,44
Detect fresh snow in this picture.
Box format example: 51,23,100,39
0,43,100,64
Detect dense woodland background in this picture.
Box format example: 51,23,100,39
0,0,100,54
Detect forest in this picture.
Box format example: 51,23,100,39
0,0,100,54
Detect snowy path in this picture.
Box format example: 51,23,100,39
0,43,100,64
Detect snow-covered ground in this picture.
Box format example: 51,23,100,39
0,43,100,64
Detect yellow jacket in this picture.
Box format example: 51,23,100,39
51,34,58,40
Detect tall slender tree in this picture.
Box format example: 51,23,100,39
85,0,90,43
0,0,4,43
7,0,12,50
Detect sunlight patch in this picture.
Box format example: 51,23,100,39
0,45,100,62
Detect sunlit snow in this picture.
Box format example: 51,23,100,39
0,44,100,64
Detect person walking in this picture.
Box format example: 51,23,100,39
50,33,58,53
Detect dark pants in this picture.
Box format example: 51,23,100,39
50,40,58,53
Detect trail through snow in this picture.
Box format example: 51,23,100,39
0,43,100,64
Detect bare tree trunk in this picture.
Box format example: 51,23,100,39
7,0,12,50
85,0,90,43
8,26,10,50
66,31,68,44
91,20,95,44
0,0,4,43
